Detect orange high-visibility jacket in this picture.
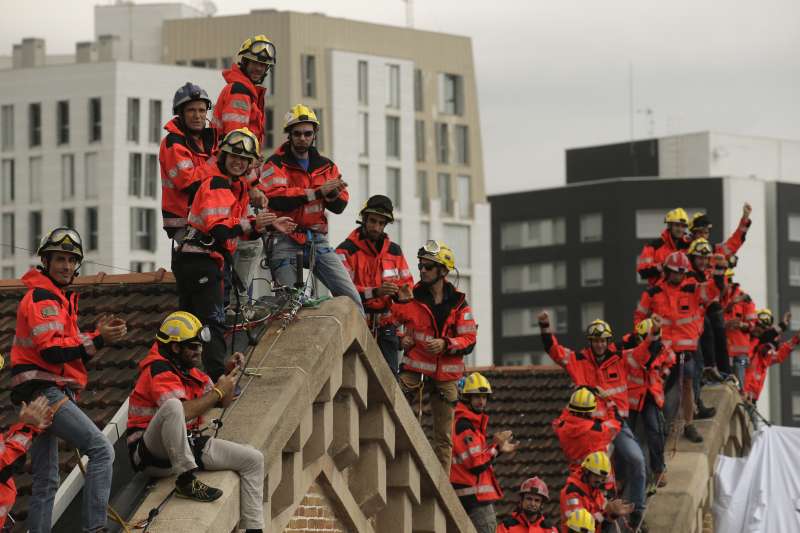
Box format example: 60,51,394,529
560,473,606,533
496,510,558,533
212,64,266,147
449,402,502,506
0,422,41,528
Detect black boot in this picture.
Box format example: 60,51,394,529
696,399,716,419
175,471,223,502
684,423,703,443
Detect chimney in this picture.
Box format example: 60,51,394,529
97,34,121,62
76,41,98,63
13,38,45,68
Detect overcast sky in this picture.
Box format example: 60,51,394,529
2,0,798,194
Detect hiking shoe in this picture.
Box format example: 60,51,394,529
175,476,223,502
654,471,667,488
696,402,716,420
703,366,724,382
684,424,703,443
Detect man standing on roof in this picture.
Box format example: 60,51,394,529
336,195,413,371
722,270,757,388
637,208,691,285
742,309,797,404
10,227,127,533
175,128,294,381
538,313,654,528
160,83,217,244
393,240,477,471
450,372,518,533
213,35,276,306
260,105,363,312
127,311,265,532
688,203,752,259
496,477,558,533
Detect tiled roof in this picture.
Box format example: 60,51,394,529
422,365,572,523
0,270,179,529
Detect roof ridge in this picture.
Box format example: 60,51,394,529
0,269,176,291
467,364,564,373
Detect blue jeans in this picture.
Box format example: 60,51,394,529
629,396,666,474
28,386,114,533
732,356,749,390
611,421,646,512
269,233,364,314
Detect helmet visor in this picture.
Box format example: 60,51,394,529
43,228,83,253
422,240,441,255
587,322,611,338
691,241,713,255
223,132,259,159
247,41,276,64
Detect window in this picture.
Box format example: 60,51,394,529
264,107,274,150
85,153,98,199
501,262,567,293
386,219,402,245
444,224,470,267
86,207,98,251
417,171,429,214
61,154,75,200
130,208,156,251
636,208,703,239
501,218,566,250
221,57,232,69
0,159,13,204
265,69,275,96
581,258,604,287
29,211,42,254
790,259,800,286
301,55,316,98
455,125,469,165
127,98,140,142
57,100,70,145
789,214,800,242
386,64,400,109
790,303,800,330
435,123,449,164
387,167,401,210
129,153,142,196
1,267,13,279
414,69,423,112
386,116,400,159
0,213,13,258
580,213,603,242
358,60,368,105
148,100,162,144
89,97,102,142
415,120,426,162
357,164,369,208
438,173,452,215
457,175,472,218
791,349,800,376
502,305,566,337
458,275,471,305
1,105,13,150
61,209,75,228
793,392,800,421
581,302,605,330
130,261,156,273
190,58,217,69
145,154,158,198
358,112,369,157
312,108,324,152
29,156,42,203
420,221,430,242
439,73,464,115
29,103,41,147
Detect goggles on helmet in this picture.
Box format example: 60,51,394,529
245,41,276,64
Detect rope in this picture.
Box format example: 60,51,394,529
72,448,134,533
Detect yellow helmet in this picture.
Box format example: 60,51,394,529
156,311,211,344
220,128,261,161
566,509,596,533
756,309,774,327
687,238,713,256
283,104,320,132
586,319,612,339
417,240,456,271
568,387,596,413
581,451,611,477
725,268,735,278
635,318,653,338
462,372,492,395
664,207,689,225
237,34,276,66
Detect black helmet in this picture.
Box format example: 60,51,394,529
359,195,394,223
172,82,212,115
37,227,84,262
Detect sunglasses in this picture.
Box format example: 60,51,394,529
418,262,438,271
291,130,315,138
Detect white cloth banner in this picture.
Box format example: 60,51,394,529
713,425,800,533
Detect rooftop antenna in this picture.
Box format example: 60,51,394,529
637,107,655,138
403,0,414,28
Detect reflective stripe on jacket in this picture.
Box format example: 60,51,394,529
560,474,606,532
636,229,690,284
552,407,619,468
496,511,558,533
0,422,41,528
744,336,797,400
212,64,266,147
449,402,502,505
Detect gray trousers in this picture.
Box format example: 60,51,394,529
467,503,496,533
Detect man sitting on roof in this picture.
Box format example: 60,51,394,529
127,311,265,533
496,477,558,532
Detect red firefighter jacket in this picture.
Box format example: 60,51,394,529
159,117,217,237
393,282,477,382
497,510,558,533
259,142,348,244
335,228,413,327
449,402,502,509
560,473,607,533
0,422,41,528
10,269,102,398
744,335,797,401
212,64,266,147
636,229,690,284
183,162,260,268
552,407,619,471
634,271,724,353
713,216,751,258
541,329,654,419
722,284,757,359
620,333,675,410
126,343,213,450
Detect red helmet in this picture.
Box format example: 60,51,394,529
519,477,549,500
663,251,691,273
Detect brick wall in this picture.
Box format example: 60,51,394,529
283,481,351,533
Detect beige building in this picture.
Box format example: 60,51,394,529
161,9,493,364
